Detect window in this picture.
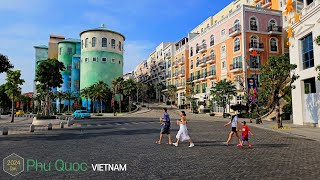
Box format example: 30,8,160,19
85,38,88,48
168,60,171,68
196,44,199,54
91,37,96,47
234,19,240,30
74,80,80,89
190,47,193,56
221,45,226,57
202,39,206,46
190,60,194,69
196,84,200,94
209,65,216,75
270,38,278,52
210,35,214,46
75,62,80,69
269,19,276,27
81,40,83,49
196,57,200,67
92,57,97,62
59,47,62,55
102,57,107,62
234,38,240,52
250,36,259,47
221,29,226,36
250,17,258,31
201,28,203,33
250,55,260,69
102,38,107,47
202,54,206,63
236,95,243,104
232,56,242,69
111,39,116,49
67,47,72,55
119,41,122,51
304,78,316,94
202,83,207,93
301,33,314,69
67,81,71,88
85,58,89,62
222,60,226,69
111,58,116,63
210,50,215,60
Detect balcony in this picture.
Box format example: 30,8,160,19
267,26,282,35
187,77,194,82
178,58,185,65
165,53,171,59
199,73,207,81
177,83,186,89
207,71,216,79
199,58,207,67
230,62,243,72
207,55,215,64
250,25,258,31
229,25,241,37
198,44,207,53
249,42,264,52
174,72,179,78
178,70,185,77
173,61,179,68
193,75,201,82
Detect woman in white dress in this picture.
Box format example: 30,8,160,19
173,111,195,148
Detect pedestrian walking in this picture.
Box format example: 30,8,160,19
238,121,254,148
223,112,242,146
155,108,172,145
173,111,194,148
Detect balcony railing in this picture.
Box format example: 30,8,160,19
229,25,241,37
179,58,185,65
267,26,282,34
230,62,243,71
198,44,207,53
207,70,216,78
173,61,179,67
207,55,215,63
199,58,207,67
249,42,264,51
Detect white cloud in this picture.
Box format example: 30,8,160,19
123,40,156,73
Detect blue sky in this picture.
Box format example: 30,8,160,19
0,0,232,93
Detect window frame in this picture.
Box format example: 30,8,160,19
249,17,258,31
234,37,240,52
102,38,107,47
92,37,97,47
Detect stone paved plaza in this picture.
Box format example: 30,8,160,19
0,106,320,179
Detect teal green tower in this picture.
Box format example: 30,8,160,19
80,25,125,109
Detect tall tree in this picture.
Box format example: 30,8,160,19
63,90,75,113
167,85,177,108
80,88,90,111
0,85,11,118
93,81,111,114
210,79,237,113
112,77,124,113
35,59,65,116
4,70,25,123
258,54,298,128
0,54,14,73
123,79,137,111
155,83,165,104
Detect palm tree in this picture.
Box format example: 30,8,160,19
80,88,90,111
210,79,237,113
167,85,177,108
155,83,165,104
123,79,137,112
63,90,75,113
112,77,124,113
93,81,111,114
87,84,97,113
55,91,64,113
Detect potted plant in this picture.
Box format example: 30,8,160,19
315,35,320,46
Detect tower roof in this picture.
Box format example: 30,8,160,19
79,25,125,40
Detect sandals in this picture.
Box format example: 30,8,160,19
155,141,161,144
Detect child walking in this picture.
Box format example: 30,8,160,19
238,121,254,148
223,112,242,146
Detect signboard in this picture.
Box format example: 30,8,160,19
247,78,257,104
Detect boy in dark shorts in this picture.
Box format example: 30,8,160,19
155,108,172,145
238,121,254,148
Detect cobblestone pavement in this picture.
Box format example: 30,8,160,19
0,106,319,179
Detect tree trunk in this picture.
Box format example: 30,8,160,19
159,91,161,104
119,100,121,113
100,99,103,114
276,102,282,128
11,96,14,123
92,99,95,114
59,98,61,113
170,98,173,108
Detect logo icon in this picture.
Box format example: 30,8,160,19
3,153,24,176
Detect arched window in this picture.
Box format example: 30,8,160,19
202,54,206,63
234,38,240,52
210,35,214,46
250,17,258,31
102,38,107,47
119,41,122,51
190,47,193,56
202,39,206,45
210,50,215,60
221,45,226,55
250,36,259,48
270,38,278,52
111,39,116,49
196,43,199,53
269,19,276,27
234,19,240,30
168,60,171,68
85,38,88,48
201,28,203,33
92,37,96,47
